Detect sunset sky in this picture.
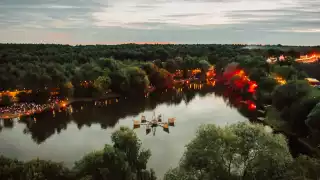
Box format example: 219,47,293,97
0,0,319,45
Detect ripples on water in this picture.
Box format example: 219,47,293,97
0,85,252,178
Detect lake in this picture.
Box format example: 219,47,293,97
0,86,249,178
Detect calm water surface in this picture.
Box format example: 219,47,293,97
0,88,248,178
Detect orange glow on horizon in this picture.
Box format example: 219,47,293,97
75,42,176,45
124,42,175,45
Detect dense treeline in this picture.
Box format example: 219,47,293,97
1,43,317,94
0,44,244,91
0,44,225,101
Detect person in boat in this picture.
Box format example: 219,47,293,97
151,118,157,127
141,115,146,123
146,124,151,134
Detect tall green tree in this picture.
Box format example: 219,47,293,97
284,155,320,180
93,76,111,93
272,80,311,111
272,65,298,80
151,69,173,90
74,127,156,180
0,156,24,180
22,159,72,180
124,67,150,96
164,123,292,180
109,70,130,94
306,102,320,131
287,97,320,136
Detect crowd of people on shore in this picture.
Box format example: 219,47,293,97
0,97,65,118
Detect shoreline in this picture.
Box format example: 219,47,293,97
65,92,121,105
0,78,210,120
0,92,121,120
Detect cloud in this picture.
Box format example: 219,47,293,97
0,0,319,45
91,0,299,28
0,0,103,29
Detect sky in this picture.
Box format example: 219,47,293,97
0,0,319,45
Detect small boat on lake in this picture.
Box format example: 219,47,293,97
132,112,176,135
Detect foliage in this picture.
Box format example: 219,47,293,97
74,146,133,180
151,69,173,90
272,65,298,80
284,155,320,180
0,127,155,180
258,76,278,92
120,67,150,96
0,44,224,93
142,63,173,89
74,126,155,180
0,94,14,106
93,76,111,92
109,69,130,94
111,126,152,172
256,76,279,104
199,59,211,72
237,56,267,70
164,122,292,180
306,102,320,131
0,155,24,180
272,80,311,111
22,159,72,180
164,59,180,73
248,68,267,82
286,97,320,136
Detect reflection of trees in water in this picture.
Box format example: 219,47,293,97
8,85,216,144
0,85,257,144
3,85,311,158
3,118,14,128
0,118,13,132
19,111,71,144
213,84,257,120
0,84,256,144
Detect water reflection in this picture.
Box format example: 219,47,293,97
0,84,257,145
0,84,258,178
